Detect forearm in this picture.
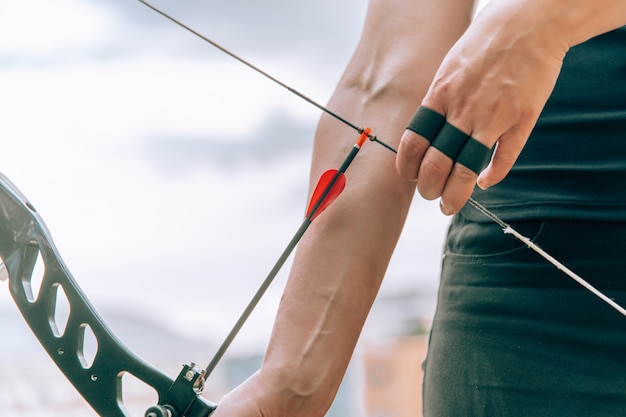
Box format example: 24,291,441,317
476,0,626,51
256,0,475,415
548,0,626,45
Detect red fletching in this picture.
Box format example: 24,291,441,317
306,169,346,221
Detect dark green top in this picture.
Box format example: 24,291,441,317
464,26,626,222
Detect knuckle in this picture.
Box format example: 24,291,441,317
396,133,428,179
398,132,427,158
493,148,519,168
417,155,450,200
419,155,450,181
452,163,478,183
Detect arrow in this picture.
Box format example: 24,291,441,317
203,128,371,376
138,0,378,383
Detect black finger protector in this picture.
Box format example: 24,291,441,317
431,122,469,160
456,137,492,174
406,106,446,143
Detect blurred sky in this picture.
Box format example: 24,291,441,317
0,0,492,361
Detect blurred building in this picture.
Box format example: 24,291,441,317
362,336,428,417
359,289,434,417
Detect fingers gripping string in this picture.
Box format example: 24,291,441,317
432,123,468,160
457,137,493,174
406,106,493,174
406,106,446,141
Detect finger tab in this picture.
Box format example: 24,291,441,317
406,106,446,143
431,123,468,160
456,137,493,174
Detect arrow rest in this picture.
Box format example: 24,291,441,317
144,363,215,417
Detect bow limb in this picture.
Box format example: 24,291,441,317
0,173,216,417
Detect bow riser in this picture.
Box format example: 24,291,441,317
0,173,216,417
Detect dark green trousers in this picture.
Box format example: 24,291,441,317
423,213,626,417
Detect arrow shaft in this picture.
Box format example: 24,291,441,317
204,131,369,376
204,217,311,376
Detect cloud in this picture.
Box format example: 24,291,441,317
0,0,364,67
139,110,316,174
126,0,365,48
0,1,116,55
110,0,366,73
0,0,450,355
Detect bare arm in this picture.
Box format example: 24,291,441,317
211,0,476,415
396,0,626,215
